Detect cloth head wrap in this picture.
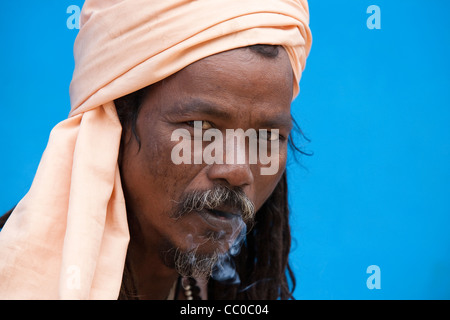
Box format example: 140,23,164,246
0,0,311,299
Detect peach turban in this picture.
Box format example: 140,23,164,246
0,0,311,299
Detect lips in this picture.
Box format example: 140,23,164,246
185,208,246,254
196,208,243,231
208,209,240,220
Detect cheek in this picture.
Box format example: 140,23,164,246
120,126,193,218
252,144,288,211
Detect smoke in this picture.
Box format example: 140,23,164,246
210,221,247,284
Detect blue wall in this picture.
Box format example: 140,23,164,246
1,1,449,299
289,0,450,299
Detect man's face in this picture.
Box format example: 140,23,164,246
119,47,294,277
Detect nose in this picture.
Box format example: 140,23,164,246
206,163,254,188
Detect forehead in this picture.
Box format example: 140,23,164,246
173,47,294,104
143,47,294,127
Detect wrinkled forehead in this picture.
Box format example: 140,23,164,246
137,47,294,135
158,46,294,106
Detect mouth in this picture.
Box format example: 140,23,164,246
196,208,243,233
207,208,240,220
180,208,246,254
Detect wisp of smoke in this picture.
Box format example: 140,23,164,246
210,221,247,284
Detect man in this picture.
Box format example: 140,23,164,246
0,0,311,300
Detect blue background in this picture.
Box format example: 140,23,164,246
1,1,449,299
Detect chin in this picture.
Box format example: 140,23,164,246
174,210,247,253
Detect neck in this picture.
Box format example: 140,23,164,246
123,209,208,300
125,236,179,299
124,208,180,300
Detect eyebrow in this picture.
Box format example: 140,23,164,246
259,114,293,132
168,97,293,131
168,98,232,120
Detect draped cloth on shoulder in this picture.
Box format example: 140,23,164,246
0,0,311,299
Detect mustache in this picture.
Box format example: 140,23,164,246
171,184,255,224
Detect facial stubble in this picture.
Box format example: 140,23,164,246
159,185,255,280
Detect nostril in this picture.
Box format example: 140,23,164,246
206,163,254,188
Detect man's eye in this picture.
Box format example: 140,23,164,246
186,120,213,130
259,130,281,141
